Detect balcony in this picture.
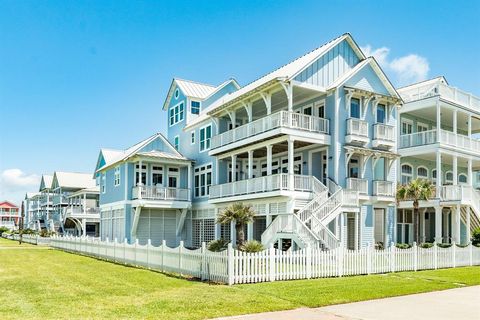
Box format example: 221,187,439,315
52,194,68,206
372,123,395,149
346,178,368,195
345,118,369,145
373,180,395,197
210,111,330,155
132,186,190,202
64,207,100,217
209,174,315,202
399,129,480,156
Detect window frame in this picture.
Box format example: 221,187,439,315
191,131,195,145
416,166,429,180
174,135,179,150
401,163,413,185
350,97,361,119
194,163,212,198
445,171,454,184
169,101,185,126
114,166,121,187
191,100,201,115
376,103,386,124
199,124,212,152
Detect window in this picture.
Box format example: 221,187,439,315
135,164,147,185
397,209,413,244
169,102,185,126
191,101,200,115
194,164,212,197
114,167,120,187
445,171,453,184
376,104,386,123
348,158,359,178
314,100,325,118
350,98,360,119
174,88,179,99
417,166,428,180
417,122,429,133
168,167,179,188
374,208,385,244
199,125,212,152
151,166,163,186
101,173,106,193
191,131,195,144
401,120,413,135
174,135,179,150
459,174,468,184
401,164,413,185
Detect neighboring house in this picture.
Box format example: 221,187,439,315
23,192,41,230
62,186,100,237
0,201,20,230
37,174,54,231
397,76,480,244
98,33,404,250
49,172,97,232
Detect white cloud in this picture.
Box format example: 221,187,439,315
0,169,40,193
361,45,430,86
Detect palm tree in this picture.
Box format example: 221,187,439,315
217,203,256,247
396,179,435,243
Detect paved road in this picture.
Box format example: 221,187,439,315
213,286,480,320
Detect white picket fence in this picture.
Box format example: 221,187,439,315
1,233,51,245
50,236,480,285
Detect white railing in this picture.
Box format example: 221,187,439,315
49,236,480,285
346,118,368,137
439,130,480,154
373,123,395,142
346,178,368,194
373,180,395,197
399,129,437,148
261,214,319,248
209,174,314,199
52,194,68,206
65,207,100,216
440,185,480,215
132,186,190,201
211,110,329,149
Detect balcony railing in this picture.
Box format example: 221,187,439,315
210,110,329,150
65,207,100,215
346,178,368,194
132,186,190,201
399,129,480,154
346,118,369,137
209,174,314,199
52,194,68,206
373,123,395,142
373,180,394,197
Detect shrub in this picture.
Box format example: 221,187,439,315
39,229,55,238
21,228,36,235
472,227,480,246
375,242,384,250
0,226,10,235
239,240,264,253
419,242,434,248
437,243,452,248
395,243,411,249
207,239,228,252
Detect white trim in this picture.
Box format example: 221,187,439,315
190,130,195,145
169,101,185,127
416,166,429,179
199,123,213,153
445,171,454,184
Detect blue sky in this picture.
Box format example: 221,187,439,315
1,0,479,204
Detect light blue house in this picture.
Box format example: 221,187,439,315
96,33,408,250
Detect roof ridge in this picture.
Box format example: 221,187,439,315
174,77,216,88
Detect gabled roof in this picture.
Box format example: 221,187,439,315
0,201,19,209
136,150,190,162
25,192,40,199
204,33,364,117
52,172,96,189
96,132,191,173
397,76,449,91
39,174,53,192
162,78,240,110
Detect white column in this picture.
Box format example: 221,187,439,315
247,222,253,241
420,209,425,243
265,203,271,227
230,220,236,246
82,219,86,237
453,155,458,186
215,158,219,184
468,114,472,137
467,159,473,186
288,139,294,190
187,165,192,201
266,145,273,175
454,205,461,244
138,160,143,186
466,207,471,243
453,110,457,134
83,193,87,215
355,212,360,250
248,150,254,179
436,99,441,135
436,152,442,191
286,83,293,112
231,155,237,182
262,93,272,115
435,206,442,243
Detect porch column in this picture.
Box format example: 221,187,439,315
467,159,473,186
468,114,472,137
265,203,271,226
138,160,143,186
355,212,360,250
83,193,87,215
435,206,442,243
288,138,294,191
286,83,293,112
453,155,458,186
247,222,253,241
82,219,86,237
187,164,192,201
453,205,461,244
436,152,442,191
215,158,219,184
247,150,254,179
466,207,471,244
453,110,457,134
231,155,237,182
261,92,272,115
436,99,441,136
230,220,236,246
420,209,426,243
266,145,273,175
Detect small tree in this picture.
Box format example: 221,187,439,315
396,179,435,243
472,227,480,246
217,203,256,247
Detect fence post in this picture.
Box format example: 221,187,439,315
134,238,138,267
306,245,312,279
124,238,127,265
161,240,166,272
367,243,372,275
201,242,207,281
452,241,456,268
227,243,234,285
469,242,473,266
390,242,395,273
413,242,417,271
338,246,344,277
114,238,117,262
434,242,438,270
179,241,184,275
269,244,276,282
147,239,151,269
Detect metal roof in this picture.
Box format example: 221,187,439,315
175,79,217,99
53,172,96,189
136,150,191,162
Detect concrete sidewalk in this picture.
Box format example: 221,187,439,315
212,286,480,320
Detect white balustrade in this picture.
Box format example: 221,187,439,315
346,118,368,137
210,110,329,149
346,178,368,194
373,123,395,142
132,186,190,201
373,180,394,197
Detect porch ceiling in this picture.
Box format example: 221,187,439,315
234,140,312,159
403,153,480,170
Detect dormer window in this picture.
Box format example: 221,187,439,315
174,88,180,99
169,102,185,126
191,101,200,115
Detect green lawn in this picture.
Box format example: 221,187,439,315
0,237,34,247
0,238,479,320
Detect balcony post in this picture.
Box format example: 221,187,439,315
436,99,441,138
454,205,461,244
466,207,471,244
187,164,192,201
288,139,294,191
436,152,442,191
467,159,473,186
266,145,273,175
231,155,237,182
435,206,442,243
248,150,254,179
453,155,458,186
468,114,472,137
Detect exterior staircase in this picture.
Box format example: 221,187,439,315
262,177,360,250
460,188,480,233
